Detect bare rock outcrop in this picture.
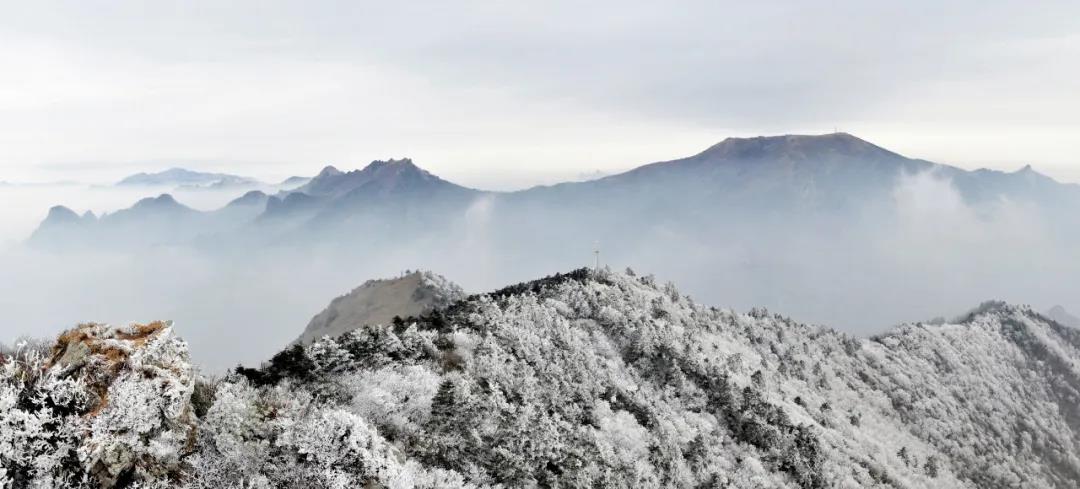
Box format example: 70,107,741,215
294,271,466,345
1,321,196,487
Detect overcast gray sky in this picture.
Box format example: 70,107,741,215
2,1,1079,189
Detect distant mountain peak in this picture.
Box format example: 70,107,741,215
357,158,425,177
1006,163,1059,184
278,175,311,190
697,132,901,162
361,158,428,179
133,193,181,208
316,165,342,177
226,190,268,207
1014,164,1052,179
1046,305,1080,328
368,157,415,167
598,132,929,191
29,205,94,244
123,194,196,217
260,191,322,219
293,158,467,199
1014,164,1043,177
42,205,82,224
117,168,258,188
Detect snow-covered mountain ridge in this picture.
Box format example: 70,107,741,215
3,269,1080,487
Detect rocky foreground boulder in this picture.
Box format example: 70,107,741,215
1,322,195,488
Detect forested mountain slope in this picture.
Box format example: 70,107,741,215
4,269,1080,488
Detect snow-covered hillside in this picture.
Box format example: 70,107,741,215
3,269,1080,487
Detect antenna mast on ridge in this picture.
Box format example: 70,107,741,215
593,241,600,272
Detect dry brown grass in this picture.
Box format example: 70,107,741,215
115,321,168,344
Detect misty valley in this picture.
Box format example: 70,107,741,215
4,134,1079,370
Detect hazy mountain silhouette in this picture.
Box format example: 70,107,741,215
250,158,482,241
514,133,1077,214
225,190,269,208
277,175,311,190
40,133,1077,246
24,133,1080,331
30,192,268,249
1047,305,1080,328
291,159,471,198
116,168,260,188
